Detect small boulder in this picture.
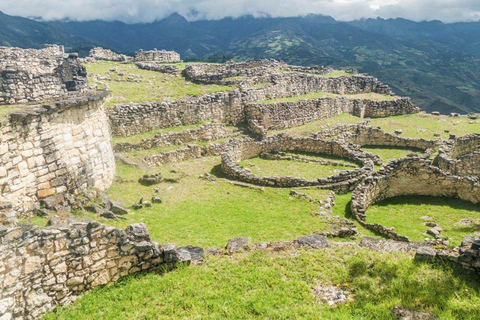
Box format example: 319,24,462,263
101,211,126,220
143,201,152,207
226,237,251,254
390,306,438,320
431,111,440,116
178,246,204,265
110,201,128,215
139,173,163,186
152,196,163,204
85,204,103,214
295,234,329,249
125,223,150,241
131,203,143,210
415,246,437,261
394,129,403,135
206,247,221,255
426,228,441,238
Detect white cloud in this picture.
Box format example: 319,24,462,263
0,0,479,23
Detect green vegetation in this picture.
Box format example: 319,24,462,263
239,153,359,180
85,61,234,106
367,196,480,246
82,159,329,247
256,91,393,104
277,113,480,139
43,247,480,319
112,122,207,145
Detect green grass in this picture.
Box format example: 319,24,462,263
112,122,207,145
256,92,393,104
367,196,480,246
369,113,480,139
239,153,360,180
85,158,330,247
275,112,480,139
86,61,234,106
43,247,480,320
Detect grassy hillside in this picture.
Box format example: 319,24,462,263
50,14,480,114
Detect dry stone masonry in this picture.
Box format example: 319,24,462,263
221,134,374,189
135,49,181,63
0,45,88,105
115,123,237,152
136,62,180,75
435,134,480,177
108,68,417,137
351,156,480,241
89,47,132,62
0,92,115,226
0,221,201,319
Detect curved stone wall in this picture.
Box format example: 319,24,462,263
221,134,374,188
436,134,480,177
0,92,115,225
351,156,480,241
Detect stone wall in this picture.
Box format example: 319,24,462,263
351,156,480,241
115,124,235,152
143,143,225,167
89,47,132,62
135,49,181,63
0,221,199,319
108,72,407,137
246,98,419,131
315,124,437,151
0,92,115,226
436,134,480,177
184,59,286,84
0,46,88,105
108,91,244,137
221,134,374,189
136,62,180,75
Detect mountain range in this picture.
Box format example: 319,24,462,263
0,10,479,114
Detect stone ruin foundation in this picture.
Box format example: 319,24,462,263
135,49,181,63
221,134,374,190
0,45,88,105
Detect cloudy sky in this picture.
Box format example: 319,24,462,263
0,0,479,23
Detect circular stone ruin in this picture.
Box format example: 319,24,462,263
351,155,480,241
435,134,480,177
221,133,374,189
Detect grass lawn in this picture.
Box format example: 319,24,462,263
43,247,480,319
86,61,234,106
61,158,332,248
276,113,480,139
366,196,480,246
239,153,360,181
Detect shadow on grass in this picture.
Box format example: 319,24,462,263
347,255,480,314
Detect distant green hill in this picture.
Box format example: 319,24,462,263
0,10,95,52
0,10,479,114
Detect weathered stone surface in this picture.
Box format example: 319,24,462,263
0,45,88,105
390,306,438,320
295,234,329,249
0,92,115,226
110,201,128,215
0,221,191,319
226,237,251,254
415,247,438,261
135,49,181,63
